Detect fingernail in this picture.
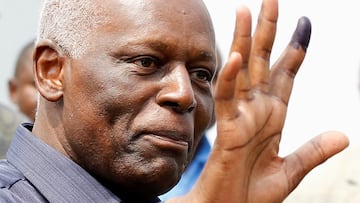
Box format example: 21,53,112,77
290,16,312,51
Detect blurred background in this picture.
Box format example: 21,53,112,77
1,0,359,155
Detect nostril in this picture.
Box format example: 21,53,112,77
162,101,179,108
161,101,195,113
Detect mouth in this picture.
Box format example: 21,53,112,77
136,130,190,152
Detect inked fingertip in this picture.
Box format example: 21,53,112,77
290,16,312,51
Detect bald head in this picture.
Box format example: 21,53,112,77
14,40,35,77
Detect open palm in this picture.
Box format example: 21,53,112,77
167,0,348,202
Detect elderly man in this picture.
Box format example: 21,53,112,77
0,0,348,202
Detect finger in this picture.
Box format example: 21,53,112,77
228,6,252,100
214,52,243,118
234,56,252,100
284,131,349,192
249,0,278,89
269,16,311,105
229,6,252,65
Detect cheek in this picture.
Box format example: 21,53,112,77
62,96,131,166
62,70,145,154
62,89,143,178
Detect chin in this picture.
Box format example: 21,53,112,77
103,156,185,198
107,167,182,201
142,157,185,194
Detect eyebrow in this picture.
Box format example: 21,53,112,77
146,40,215,61
197,50,214,61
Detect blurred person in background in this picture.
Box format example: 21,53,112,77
0,39,37,159
0,103,26,159
8,39,37,122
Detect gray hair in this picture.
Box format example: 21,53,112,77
37,0,110,58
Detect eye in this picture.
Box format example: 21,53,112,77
190,69,212,82
133,57,158,69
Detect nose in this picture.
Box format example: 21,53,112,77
156,65,196,113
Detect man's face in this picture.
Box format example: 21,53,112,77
61,0,215,196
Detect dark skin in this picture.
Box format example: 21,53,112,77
33,0,348,202
34,0,214,201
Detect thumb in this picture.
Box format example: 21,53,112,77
284,131,349,192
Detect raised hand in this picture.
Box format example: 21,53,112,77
167,0,349,202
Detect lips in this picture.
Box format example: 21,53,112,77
135,130,191,152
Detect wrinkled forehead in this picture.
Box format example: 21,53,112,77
99,0,216,52
105,0,212,21
105,0,214,38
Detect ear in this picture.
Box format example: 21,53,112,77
34,39,67,102
8,78,19,104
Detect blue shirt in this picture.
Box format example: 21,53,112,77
0,123,161,203
159,136,211,200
